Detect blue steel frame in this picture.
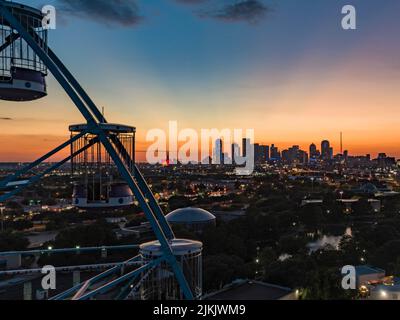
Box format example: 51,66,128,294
0,1,194,300
50,254,144,300
0,244,140,257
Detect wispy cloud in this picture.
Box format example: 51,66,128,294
175,0,271,24
56,0,142,27
175,0,208,4
205,1,270,23
54,0,270,27
0,117,12,121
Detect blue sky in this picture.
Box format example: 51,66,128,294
1,0,400,160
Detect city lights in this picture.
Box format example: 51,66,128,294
0,0,399,308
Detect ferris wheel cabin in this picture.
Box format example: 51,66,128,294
70,123,137,210
0,2,48,101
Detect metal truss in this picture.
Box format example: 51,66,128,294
0,1,194,300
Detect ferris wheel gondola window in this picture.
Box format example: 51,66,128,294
0,2,48,101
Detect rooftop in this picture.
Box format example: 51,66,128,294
140,239,203,256
166,207,216,224
355,265,386,276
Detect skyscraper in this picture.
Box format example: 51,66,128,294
265,145,270,161
254,143,260,163
309,143,320,161
242,138,251,158
254,144,269,163
310,143,317,156
282,145,308,165
321,140,331,160
232,143,240,165
344,150,349,163
270,144,281,160
214,139,224,164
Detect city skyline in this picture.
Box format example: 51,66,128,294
3,0,400,304
0,136,394,164
1,0,400,161
211,137,395,164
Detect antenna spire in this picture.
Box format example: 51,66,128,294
340,132,343,154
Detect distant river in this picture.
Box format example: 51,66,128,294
27,232,58,248
307,227,352,253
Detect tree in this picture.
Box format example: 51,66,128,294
168,196,192,211
299,205,324,227
389,257,400,276
203,254,250,292
52,221,117,248
0,232,29,251
352,198,371,216
5,201,22,211
201,225,247,259
362,224,400,248
382,197,400,218
304,268,353,300
373,240,400,269
338,235,363,265
9,220,33,231
278,235,307,255
263,256,313,289
259,247,277,266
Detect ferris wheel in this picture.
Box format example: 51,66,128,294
0,0,202,300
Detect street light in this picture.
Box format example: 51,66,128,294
310,177,315,193
0,204,5,233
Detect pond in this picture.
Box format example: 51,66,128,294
307,227,352,253
27,232,58,249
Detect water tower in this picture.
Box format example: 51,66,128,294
137,239,203,300
0,0,199,300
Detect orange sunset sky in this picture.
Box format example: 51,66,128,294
1,0,400,162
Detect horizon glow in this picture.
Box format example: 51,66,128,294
1,0,400,162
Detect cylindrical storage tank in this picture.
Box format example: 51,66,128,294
139,239,203,300
0,2,48,101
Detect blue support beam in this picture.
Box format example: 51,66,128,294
0,131,86,189
47,48,105,124
0,2,98,126
77,257,164,301
109,136,175,240
46,47,175,241
0,1,195,300
96,132,194,300
0,137,98,203
51,255,142,300
0,261,142,277
0,32,20,53
0,244,140,257
47,44,175,243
